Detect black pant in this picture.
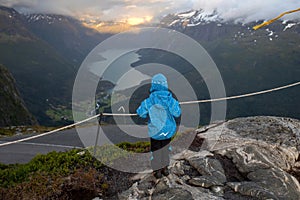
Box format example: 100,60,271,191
150,138,171,170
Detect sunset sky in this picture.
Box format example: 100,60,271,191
1,0,300,24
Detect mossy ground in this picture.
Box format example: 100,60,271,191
0,125,56,137
0,141,150,199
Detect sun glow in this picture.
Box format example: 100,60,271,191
80,15,153,34
126,16,153,25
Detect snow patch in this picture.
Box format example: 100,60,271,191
26,14,62,24
169,19,180,27
187,22,201,27
169,9,221,27
266,28,274,36
177,10,197,18
283,23,296,31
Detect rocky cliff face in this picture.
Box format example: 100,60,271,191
118,116,300,200
0,64,36,126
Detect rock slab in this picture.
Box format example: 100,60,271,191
118,116,300,200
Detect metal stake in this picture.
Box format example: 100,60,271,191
93,113,103,157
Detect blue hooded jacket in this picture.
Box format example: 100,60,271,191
136,74,181,140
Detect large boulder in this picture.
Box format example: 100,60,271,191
118,116,300,200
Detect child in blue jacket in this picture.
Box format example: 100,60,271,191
136,73,181,178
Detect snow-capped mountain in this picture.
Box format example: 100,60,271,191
25,14,64,24
163,9,300,30
160,9,300,43
1,5,300,125
162,9,222,27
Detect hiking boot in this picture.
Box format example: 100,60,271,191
153,170,162,179
162,167,169,176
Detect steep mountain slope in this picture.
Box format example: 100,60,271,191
0,5,299,125
159,10,300,121
0,6,107,125
104,10,300,124
0,6,76,125
0,64,36,126
25,14,110,66
92,12,300,125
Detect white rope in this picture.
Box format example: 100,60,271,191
180,81,300,105
103,113,138,116
0,81,299,147
0,114,100,147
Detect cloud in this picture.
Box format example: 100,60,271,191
191,0,300,22
1,0,300,22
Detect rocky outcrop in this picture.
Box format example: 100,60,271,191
0,64,37,126
118,116,300,200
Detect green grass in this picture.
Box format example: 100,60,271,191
46,106,73,122
0,141,150,189
0,149,101,188
117,141,150,153
88,141,150,164
0,141,152,199
0,125,56,137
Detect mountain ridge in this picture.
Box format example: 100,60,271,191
0,64,36,126
0,5,299,125
0,6,109,125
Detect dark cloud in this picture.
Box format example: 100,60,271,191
0,0,299,22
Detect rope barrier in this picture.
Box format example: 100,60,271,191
179,81,300,105
253,8,300,30
0,114,100,147
0,81,299,147
102,113,138,116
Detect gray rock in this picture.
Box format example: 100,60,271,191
246,168,300,199
136,175,157,197
210,185,224,195
228,166,300,200
223,144,275,173
227,182,279,200
118,188,135,200
187,157,227,187
188,157,225,177
152,188,193,200
153,179,169,195
119,116,300,200
170,160,189,176
226,116,300,149
188,176,224,188
202,116,300,199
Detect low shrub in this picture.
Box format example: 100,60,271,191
0,149,102,188
0,141,150,199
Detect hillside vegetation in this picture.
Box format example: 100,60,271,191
0,64,36,127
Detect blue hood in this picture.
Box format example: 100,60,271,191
150,73,168,92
